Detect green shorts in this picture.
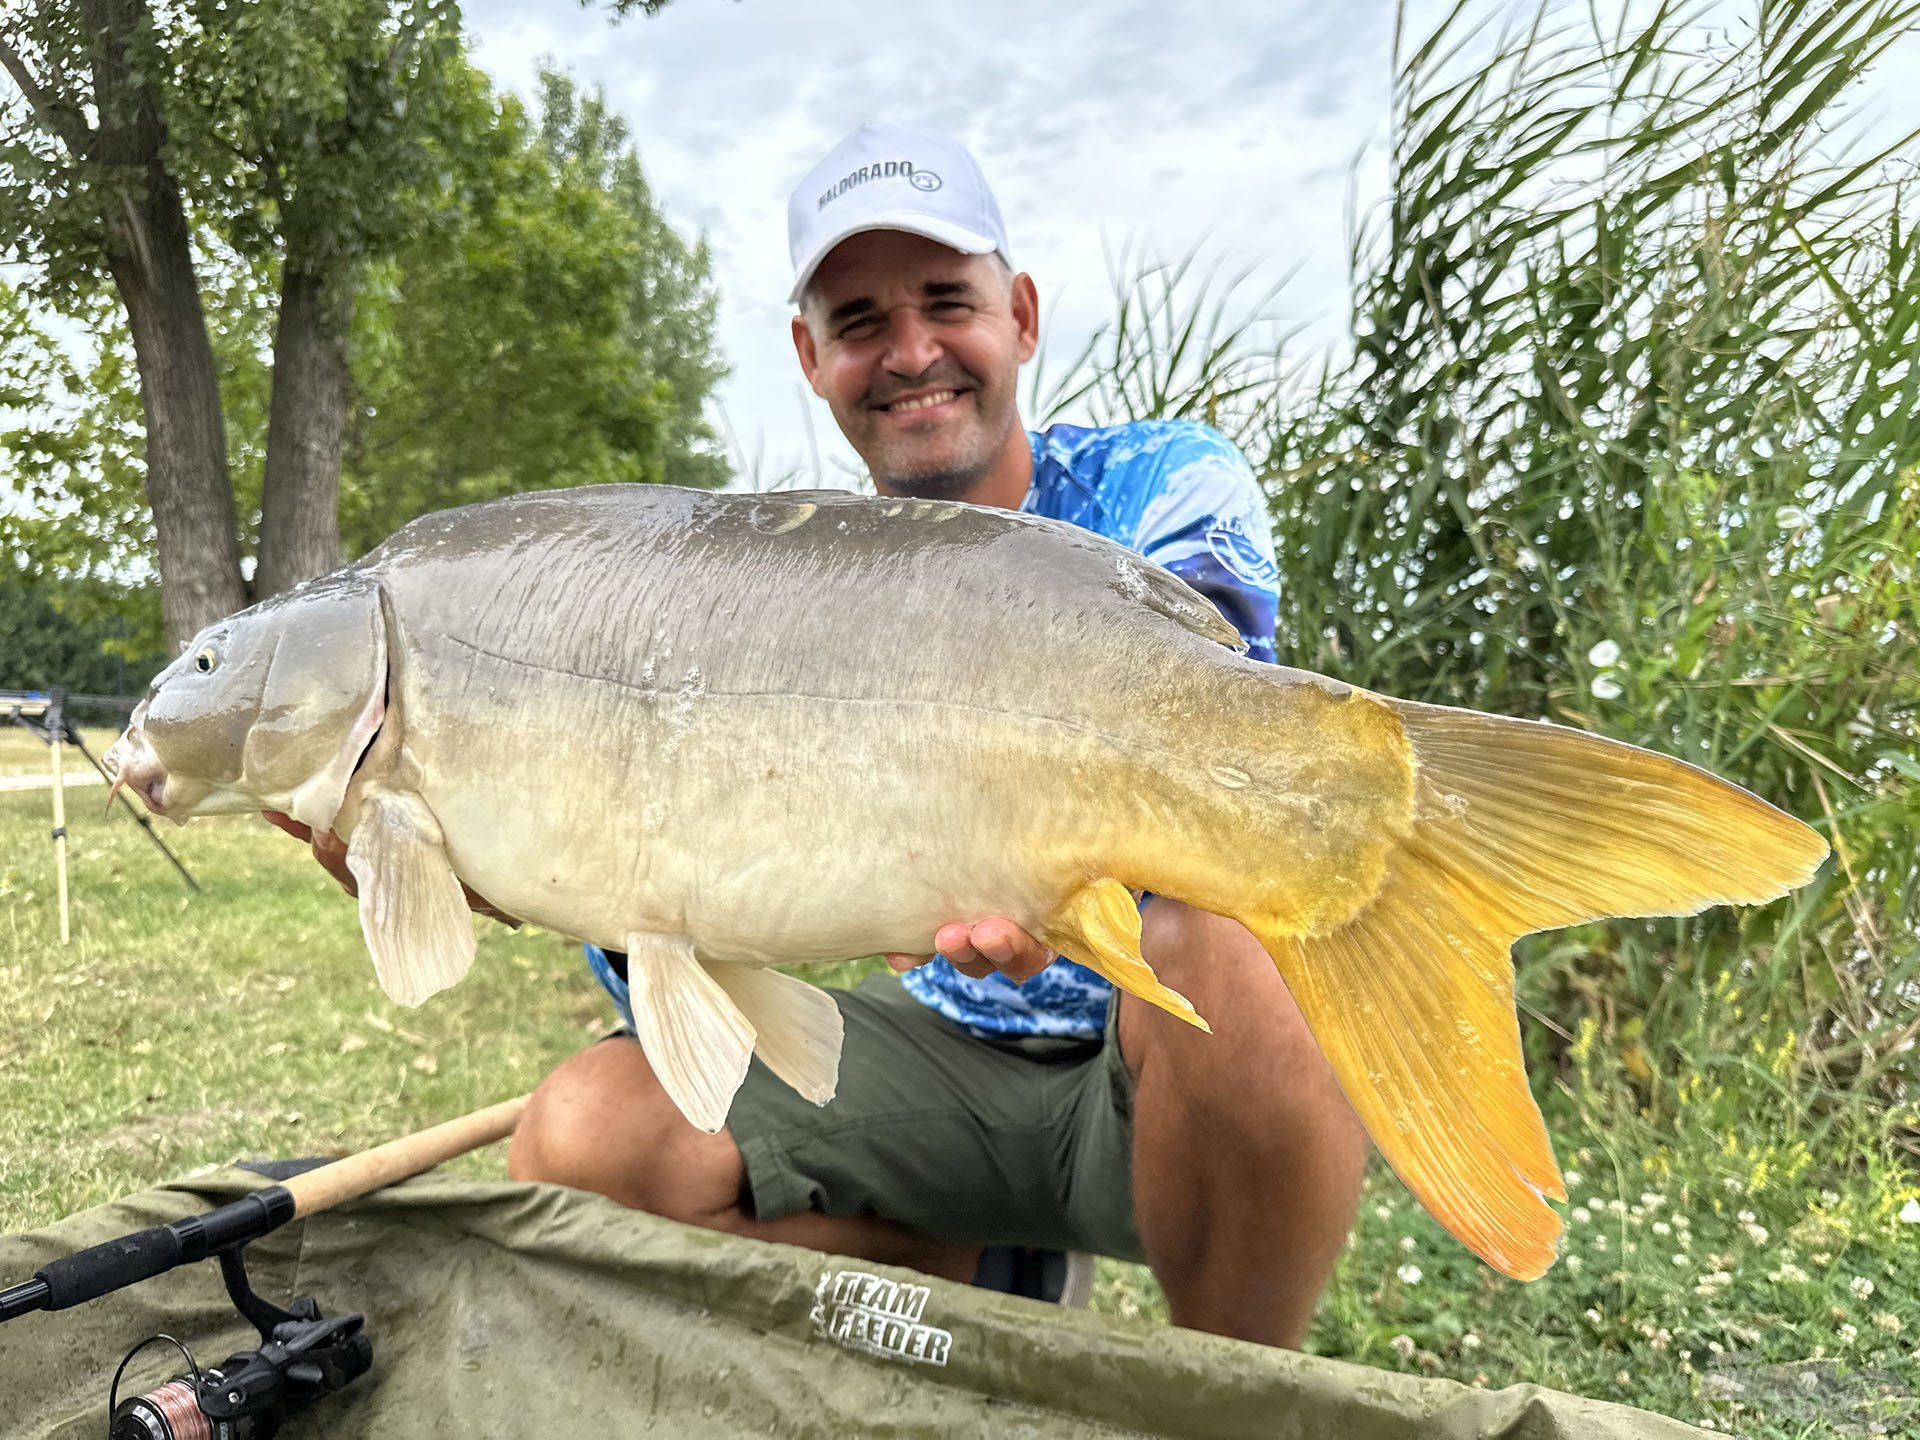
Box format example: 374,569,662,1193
727,972,1143,1262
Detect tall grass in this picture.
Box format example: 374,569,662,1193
1044,0,1920,1137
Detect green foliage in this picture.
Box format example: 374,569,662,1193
1046,0,1920,1131
1,9,729,632
0,572,166,696
339,66,727,553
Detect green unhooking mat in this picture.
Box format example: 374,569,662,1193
0,1169,1707,1438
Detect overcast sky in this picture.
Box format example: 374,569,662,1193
459,0,1411,486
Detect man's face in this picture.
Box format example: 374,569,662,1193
792,230,1039,500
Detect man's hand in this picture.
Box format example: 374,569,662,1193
886,918,1054,984
262,810,520,928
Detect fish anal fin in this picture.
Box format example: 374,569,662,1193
625,934,756,1134
709,964,843,1106
345,786,475,1007
1041,878,1210,1032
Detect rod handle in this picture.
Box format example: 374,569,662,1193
282,1095,528,1218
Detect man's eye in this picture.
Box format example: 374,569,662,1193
839,317,879,339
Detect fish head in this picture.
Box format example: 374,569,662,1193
103,575,387,831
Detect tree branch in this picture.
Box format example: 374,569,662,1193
0,33,94,155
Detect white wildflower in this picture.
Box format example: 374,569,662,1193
1396,1264,1423,1286
1374,1204,1392,1221
1572,1206,1593,1225
1462,1333,1483,1352
1838,1323,1858,1346
1564,1169,1582,1188
1850,1276,1874,1300
1653,1221,1672,1236
1399,1235,1417,1253
1672,1253,1689,1267
1588,640,1621,668
1566,1255,1583,1273
1898,1198,1920,1224
1641,1191,1666,1209
1741,1221,1770,1246
1770,1262,1810,1284
1390,1334,1417,1360
1820,1190,1840,1208
1873,1312,1902,1334
1592,674,1623,700
1585,1307,1605,1326
1737,1210,1756,1224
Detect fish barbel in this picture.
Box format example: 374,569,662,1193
102,484,1828,1279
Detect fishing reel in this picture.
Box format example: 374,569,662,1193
106,1245,371,1440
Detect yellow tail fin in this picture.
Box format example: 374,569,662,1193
1255,699,1828,1280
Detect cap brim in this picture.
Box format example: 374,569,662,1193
788,213,1001,304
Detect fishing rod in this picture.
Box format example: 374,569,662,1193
1,1096,527,1439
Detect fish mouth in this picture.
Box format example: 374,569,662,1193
101,725,168,817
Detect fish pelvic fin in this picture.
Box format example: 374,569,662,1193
708,963,844,1106
625,934,756,1134
1041,878,1210,1033
1250,699,1829,1281
345,787,476,1007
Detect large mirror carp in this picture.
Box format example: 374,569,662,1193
103,484,1827,1279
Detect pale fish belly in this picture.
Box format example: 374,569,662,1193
413,660,1102,963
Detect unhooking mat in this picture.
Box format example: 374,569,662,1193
0,1169,1709,1438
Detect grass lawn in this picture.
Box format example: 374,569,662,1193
2,785,1913,1437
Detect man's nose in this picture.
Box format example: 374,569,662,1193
881,307,942,376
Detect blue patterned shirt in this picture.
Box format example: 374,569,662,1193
899,420,1279,1039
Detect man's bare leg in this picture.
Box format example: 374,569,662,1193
1120,900,1370,1348
508,1036,981,1282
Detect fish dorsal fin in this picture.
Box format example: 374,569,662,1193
1122,556,1246,652
624,934,757,1133
708,964,844,1105
345,786,476,1007
1040,879,1210,1032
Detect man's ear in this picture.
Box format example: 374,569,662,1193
1012,272,1040,364
791,313,827,398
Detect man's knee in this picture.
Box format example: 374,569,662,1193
1128,902,1365,1148
509,1038,746,1223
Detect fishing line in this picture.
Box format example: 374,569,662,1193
107,1334,208,1440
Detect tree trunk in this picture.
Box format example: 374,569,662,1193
255,259,354,597
82,0,245,646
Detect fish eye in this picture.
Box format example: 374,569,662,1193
194,647,218,675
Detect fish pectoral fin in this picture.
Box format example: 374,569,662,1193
708,964,843,1106
625,934,757,1133
1040,878,1210,1032
344,787,476,1007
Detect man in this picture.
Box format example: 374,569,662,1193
287,124,1370,1349
512,124,1369,1349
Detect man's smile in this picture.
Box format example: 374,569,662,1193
873,386,971,419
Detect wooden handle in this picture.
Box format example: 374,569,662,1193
282,1095,529,1218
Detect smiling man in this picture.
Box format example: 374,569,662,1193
508,123,1370,1349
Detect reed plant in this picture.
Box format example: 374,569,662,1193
1047,0,1920,1145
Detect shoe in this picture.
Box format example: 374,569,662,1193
971,1246,1095,1308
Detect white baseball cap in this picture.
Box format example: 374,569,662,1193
787,122,1012,304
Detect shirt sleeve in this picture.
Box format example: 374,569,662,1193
1130,425,1280,664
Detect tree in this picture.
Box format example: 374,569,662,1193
2,6,727,649
1,0,471,643
337,66,727,553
